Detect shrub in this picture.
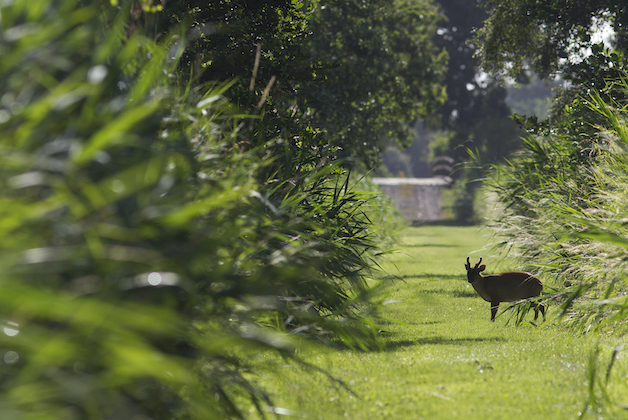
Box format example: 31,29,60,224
487,75,628,334
0,1,386,418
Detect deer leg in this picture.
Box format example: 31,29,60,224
533,302,546,321
490,301,499,322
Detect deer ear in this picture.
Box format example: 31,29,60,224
479,265,486,271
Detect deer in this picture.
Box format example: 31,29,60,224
464,257,545,322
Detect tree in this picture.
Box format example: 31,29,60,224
396,0,523,223
432,0,522,165
475,1,628,141
149,0,448,168
300,0,448,167
475,0,628,79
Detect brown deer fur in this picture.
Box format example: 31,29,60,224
465,257,545,322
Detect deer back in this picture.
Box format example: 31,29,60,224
471,271,543,303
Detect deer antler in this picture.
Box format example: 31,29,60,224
475,257,482,268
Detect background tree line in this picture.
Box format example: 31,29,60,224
379,0,535,223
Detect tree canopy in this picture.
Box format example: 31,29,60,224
152,0,448,167
432,0,521,166
301,0,448,165
475,0,628,78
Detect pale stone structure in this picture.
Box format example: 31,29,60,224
372,177,451,222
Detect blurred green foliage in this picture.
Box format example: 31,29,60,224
416,0,523,224
432,0,522,166
475,0,628,79
148,0,447,168
0,0,405,418
299,0,448,166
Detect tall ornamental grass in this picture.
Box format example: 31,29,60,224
487,75,628,416
488,76,628,334
0,1,390,418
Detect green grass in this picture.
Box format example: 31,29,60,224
249,225,628,419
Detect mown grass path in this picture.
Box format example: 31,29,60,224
255,226,626,419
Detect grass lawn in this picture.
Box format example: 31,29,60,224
250,225,628,419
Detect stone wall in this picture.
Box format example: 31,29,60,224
372,177,451,222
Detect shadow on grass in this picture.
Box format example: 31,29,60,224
416,288,477,299
401,273,460,280
384,336,505,352
452,289,477,298
410,220,473,227
402,244,459,248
